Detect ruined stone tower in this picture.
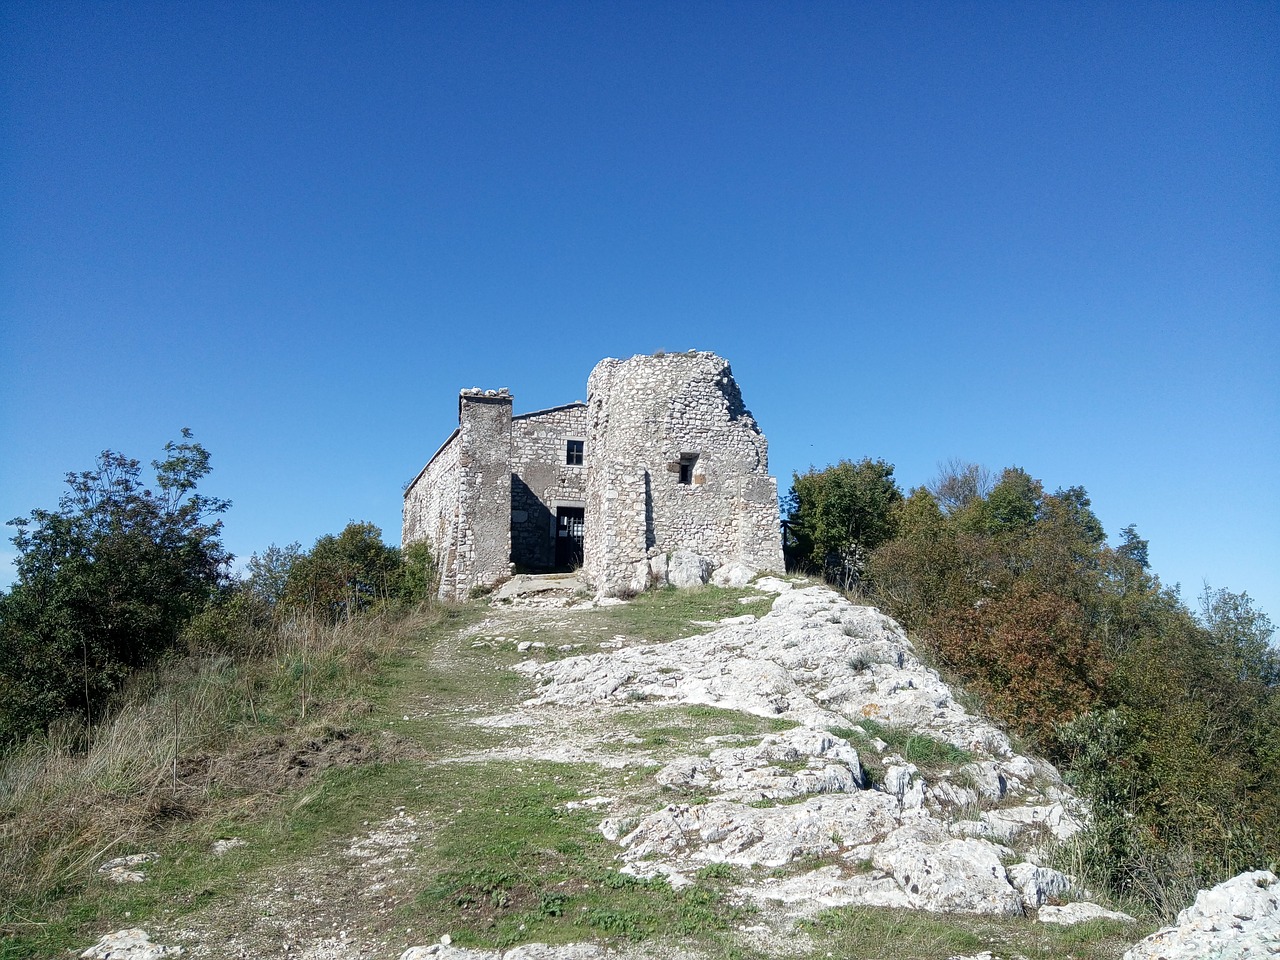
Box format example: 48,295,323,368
582,352,784,595
402,352,783,599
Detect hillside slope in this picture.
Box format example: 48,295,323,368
67,581,1147,960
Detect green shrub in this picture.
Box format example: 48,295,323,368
0,432,229,743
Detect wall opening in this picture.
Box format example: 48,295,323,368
678,453,698,485
554,505,585,569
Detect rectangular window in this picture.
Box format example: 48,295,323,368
566,439,584,466
678,453,697,484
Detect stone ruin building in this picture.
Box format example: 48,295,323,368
402,351,785,600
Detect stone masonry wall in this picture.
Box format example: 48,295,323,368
402,428,461,590
405,353,782,600
510,404,588,570
582,352,784,594
582,462,650,596
403,390,513,600
451,392,513,598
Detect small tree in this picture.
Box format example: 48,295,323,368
282,522,403,621
928,459,993,515
962,466,1043,536
244,541,303,609
0,431,230,742
399,540,438,604
1199,585,1278,686
786,458,903,589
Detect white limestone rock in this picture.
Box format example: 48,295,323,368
80,929,183,959
668,550,713,588
98,852,159,883
751,576,794,593
654,726,866,801
745,864,910,913
615,792,901,867
1007,862,1073,907
871,823,1023,915
504,946,607,960
1040,902,1136,925
648,552,669,586
400,947,492,960
522,586,1018,756
619,860,693,889
883,762,926,810
979,801,1083,842
400,945,606,960
517,582,1093,921
711,561,756,587
1123,870,1280,960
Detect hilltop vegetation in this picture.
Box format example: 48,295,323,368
0,435,1274,957
787,458,1279,913
0,433,436,745
0,435,445,954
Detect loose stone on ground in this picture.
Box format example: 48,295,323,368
81,929,183,959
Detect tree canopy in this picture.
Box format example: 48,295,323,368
789,455,1279,909
785,458,903,588
0,431,230,742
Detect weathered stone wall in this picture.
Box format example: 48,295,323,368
402,428,461,591
405,353,782,599
403,389,513,600
451,391,513,597
510,403,588,569
582,463,650,596
582,352,784,594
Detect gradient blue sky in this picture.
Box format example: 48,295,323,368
2,1,1277,619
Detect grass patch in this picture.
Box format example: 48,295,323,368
605,586,773,641
611,704,798,759
412,761,747,949
828,720,973,774
0,602,458,958
800,904,1140,960
1,754,434,959
500,586,774,655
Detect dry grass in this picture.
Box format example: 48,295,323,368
0,601,444,924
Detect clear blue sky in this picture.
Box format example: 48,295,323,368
2,1,1277,620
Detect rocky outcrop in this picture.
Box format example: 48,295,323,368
666,549,714,589
1039,902,1135,925
97,852,159,884
515,582,1104,917
1123,870,1279,959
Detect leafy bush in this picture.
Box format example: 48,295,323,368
932,585,1108,735
0,432,229,743
786,458,903,589
793,456,1280,912
282,522,403,620
399,540,439,604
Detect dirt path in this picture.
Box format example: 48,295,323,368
155,588,684,960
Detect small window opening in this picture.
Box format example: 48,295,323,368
678,453,698,485
566,439,584,466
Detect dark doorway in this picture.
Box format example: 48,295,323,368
555,506,585,570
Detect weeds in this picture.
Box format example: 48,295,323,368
0,600,446,942
828,720,973,774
